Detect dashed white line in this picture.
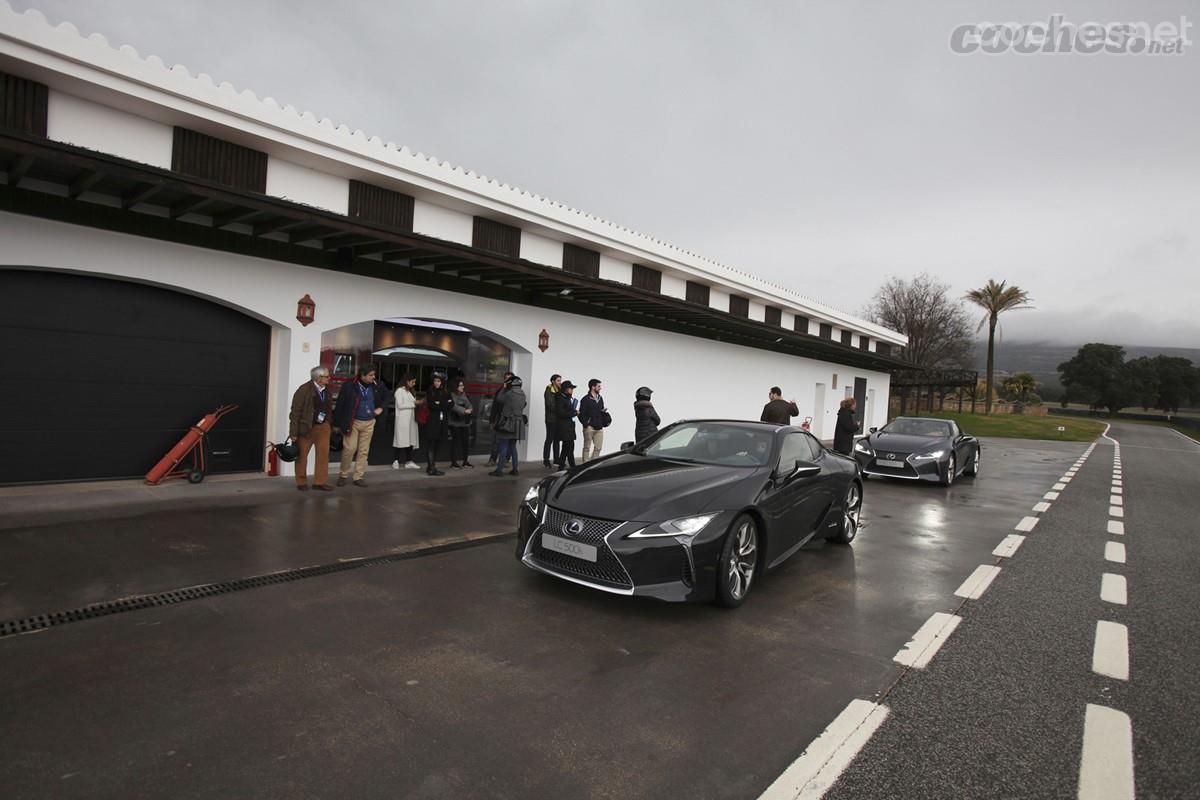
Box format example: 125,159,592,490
1044,491,1061,500
955,565,1002,599
1112,480,1122,488
1015,516,1039,532
759,699,890,800
1109,506,1124,518
1105,541,1126,563
993,534,1025,558
1054,483,1067,491
1110,486,1122,495
1061,477,1073,484
894,612,961,669
1109,495,1123,506
1107,520,1125,536
1092,621,1130,680
1033,502,1052,513
1101,573,1128,606
1078,704,1134,800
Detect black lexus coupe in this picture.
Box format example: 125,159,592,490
515,420,863,608
852,416,980,485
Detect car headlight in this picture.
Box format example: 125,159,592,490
523,485,541,515
626,513,718,540
853,440,873,454
911,450,945,460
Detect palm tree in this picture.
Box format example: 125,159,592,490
965,280,1033,414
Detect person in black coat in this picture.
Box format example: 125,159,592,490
423,372,453,475
554,381,579,469
633,386,660,442
833,397,859,455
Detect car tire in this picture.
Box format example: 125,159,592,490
941,453,956,486
964,449,980,477
827,481,862,544
715,514,759,609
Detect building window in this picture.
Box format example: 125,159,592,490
840,330,852,346
876,342,892,358
819,323,833,340
631,264,662,293
686,281,710,306
172,127,268,193
729,294,749,318
859,336,871,350
348,180,414,231
472,217,521,258
764,306,782,327
794,315,809,335
0,71,48,137
562,243,600,278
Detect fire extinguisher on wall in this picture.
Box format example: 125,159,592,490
267,445,280,476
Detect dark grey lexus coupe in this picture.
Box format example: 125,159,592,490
853,416,980,485
515,420,863,608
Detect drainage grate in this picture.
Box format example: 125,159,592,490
0,533,513,639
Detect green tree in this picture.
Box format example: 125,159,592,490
1145,355,1200,413
1002,372,1038,402
1058,343,1132,415
1122,357,1162,411
965,280,1033,414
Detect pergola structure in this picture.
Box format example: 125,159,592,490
890,368,980,415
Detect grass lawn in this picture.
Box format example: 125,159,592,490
891,410,1107,442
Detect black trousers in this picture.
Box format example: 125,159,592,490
425,422,446,465
450,427,470,464
393,446,413,462
542,421,560,465
556,439,576,469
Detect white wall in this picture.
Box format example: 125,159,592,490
46,91,173,169
598,254,632,284
520,232,563,268
660,272,687,300
748,300,766,322
265,159,350,215
709,287,730,313
412,200,473,246
0,212,892,472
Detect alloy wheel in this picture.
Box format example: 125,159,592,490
844,483,861,539
728,520,758,600
946,454,956,485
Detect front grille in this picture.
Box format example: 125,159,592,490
529,507,632,589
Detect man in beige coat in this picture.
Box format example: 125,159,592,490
289,366,334,491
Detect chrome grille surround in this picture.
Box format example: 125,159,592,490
524,506,634,593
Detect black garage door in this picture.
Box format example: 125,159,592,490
0,270,270,484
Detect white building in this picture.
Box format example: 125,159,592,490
0,3,906,484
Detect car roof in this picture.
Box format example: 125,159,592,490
674,418,800,434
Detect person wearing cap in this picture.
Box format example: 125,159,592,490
634,386,661,442
423,372,452,475
760,387,800,425
553,380,579,469
489,375,527,476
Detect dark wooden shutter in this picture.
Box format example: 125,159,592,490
562,243,600,278
819,323,833,340
631,264,661,293
472,217,521,258
686,281,710,306
840,330,853,346
172,127,267,192
858,336,870,351
0,71,48,136
794,315,809,334
729,294,749,318
349,180,414,231
764,306,782,327
876,342,892,357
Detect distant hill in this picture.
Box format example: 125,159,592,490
973,341,1200,397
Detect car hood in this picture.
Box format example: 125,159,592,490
865,432,948,455
545,453,761,521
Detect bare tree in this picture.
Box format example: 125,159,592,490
863,273,974,369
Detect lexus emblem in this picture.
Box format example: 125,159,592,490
564,519,585,537
887,454,896,460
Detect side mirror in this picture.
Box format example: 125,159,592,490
774,459,821,483
869,427,878,433
620,441,635,452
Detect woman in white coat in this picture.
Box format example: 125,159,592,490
392,374,423,469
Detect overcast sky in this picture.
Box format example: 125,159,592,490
13,0,1199,347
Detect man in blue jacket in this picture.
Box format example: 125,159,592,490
579,378,609,462
333,364,388,487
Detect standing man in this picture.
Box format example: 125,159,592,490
542,373,562,468
289,365,334,492
760,387,800,424
334,363,387,487
579,378,609,462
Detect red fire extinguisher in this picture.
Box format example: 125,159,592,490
267,446,280,476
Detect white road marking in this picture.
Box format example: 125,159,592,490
759,699,890,800
1033,502,1052,513
1066,470,1078,476
993,534,1025,558
1107,520,1125,536
1105,541,1126,563
1054,483,1067,491
894,612,961,669
1061,476,1074,483
955,565,1002,599
1111,482,1122,490
1109,506,1124,518
1044,491,1060,500
1101,574,1127,606
1078,704,1134,800
1112,480,1122,487
1110,495,1123,506
1092,621,1129,680
1016,516,1039,532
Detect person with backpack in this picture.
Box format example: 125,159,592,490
578,378,610,462
489,376,527,476
486,372,514,467
634,386,661,442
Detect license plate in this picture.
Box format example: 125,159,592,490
876,458,905,468
542,533,598,562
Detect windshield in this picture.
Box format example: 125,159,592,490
640,423,774,467
884,418,954,437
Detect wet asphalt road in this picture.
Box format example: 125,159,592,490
0,427,1193,798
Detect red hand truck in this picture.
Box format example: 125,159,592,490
144,404,240,485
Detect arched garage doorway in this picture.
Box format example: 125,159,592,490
0,270,271,484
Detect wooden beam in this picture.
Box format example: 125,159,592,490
253,217,307,236
68,169,103,198
169,197,211,219
355,242,419,257
212,207,261,228
6,154,35,186
122,182,161,209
